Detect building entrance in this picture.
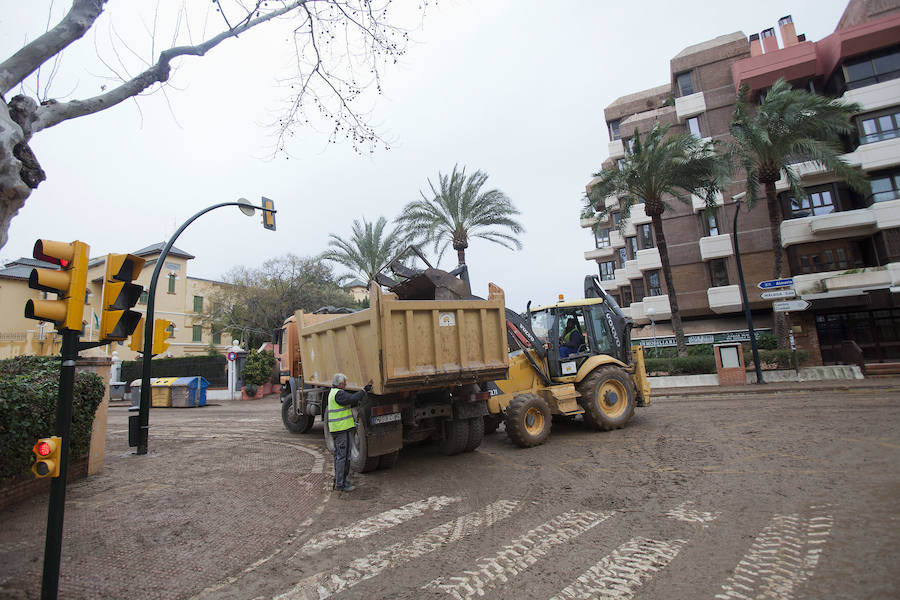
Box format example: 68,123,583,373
815,307,900,364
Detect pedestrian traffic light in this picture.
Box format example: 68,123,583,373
24,240,90,331
152,319,173,355
261,196,276,231
32,436,62,478
129,318,145,352
99,253,146,341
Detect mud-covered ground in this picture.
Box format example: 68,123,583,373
2,382,899,599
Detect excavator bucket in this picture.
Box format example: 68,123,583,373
376,246,472,300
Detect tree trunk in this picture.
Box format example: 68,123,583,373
765,180,789,350
650,213,687,357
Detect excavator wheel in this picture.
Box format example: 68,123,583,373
439,419,470,455
576,366,636,431
504,394,551,448
483,414,503,434
463,416,485,452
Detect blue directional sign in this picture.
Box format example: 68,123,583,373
758,278,794,290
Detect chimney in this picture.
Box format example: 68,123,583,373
779,15,799,47
797,33,806,42
761,27,779,53
749,33,763,57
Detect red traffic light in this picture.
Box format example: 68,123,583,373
36,441,52,456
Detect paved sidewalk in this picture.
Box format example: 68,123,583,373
652,376,900,399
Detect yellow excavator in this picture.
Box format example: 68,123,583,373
484,275,650,447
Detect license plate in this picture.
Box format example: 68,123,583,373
371,413,401,425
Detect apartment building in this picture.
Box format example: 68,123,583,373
0,242,232,360
583,0,900,364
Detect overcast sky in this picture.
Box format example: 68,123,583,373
1,0,849,311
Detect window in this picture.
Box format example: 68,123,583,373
843,46,900,90
139,291,148,305
631,278,645,302
608,119,621,141
167,274,176,294
686,116,702,138
645,270,662,296
675,71,694,96
870,170,900,203
621,286,633,306
193,295,203,313
859,109,900,144
166,323,175,339
617,247,628,269
599,261,616,281
701,209,720,236
708,258,729,287
594,228,611,248
616,158,626,171
611,211,621,227
626,236,638,259
791,241,862,274
192,325,202,342
212,331,222,345
789,188,835,217
588,306,617,356
638,224,654,249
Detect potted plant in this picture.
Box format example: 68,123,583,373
241,350,275,399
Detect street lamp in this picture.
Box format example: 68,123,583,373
136,197,277,455
645,306,657,357
732,193,764,384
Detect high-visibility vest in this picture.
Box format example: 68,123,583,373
327,388,355,432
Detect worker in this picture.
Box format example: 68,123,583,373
328,373,372,492
559,317,583,358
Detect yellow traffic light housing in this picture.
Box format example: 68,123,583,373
99,253,146,341
261,196,276,231
24,240,90,331
152,319,173,355
129,318,145,352
32,436,62,478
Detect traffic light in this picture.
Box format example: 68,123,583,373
261,196,276,231
99,253,146,341
24,240,90,331
129,317,145,352
32,437,62,478
152,319,173,355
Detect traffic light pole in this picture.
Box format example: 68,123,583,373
41,330,78,600
136,200,275,455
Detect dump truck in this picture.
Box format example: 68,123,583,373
275,255,509,473
485,274,650,447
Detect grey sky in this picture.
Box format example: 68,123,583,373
1,0,848,311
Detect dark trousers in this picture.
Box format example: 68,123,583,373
332,429,352,489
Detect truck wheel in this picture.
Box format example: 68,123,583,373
281,394,314,434
378,451,399,469
463,417,485,452
577,366,635,431
504,394,551,448
483,414,502,434
439,419,469,455
350,414,381,473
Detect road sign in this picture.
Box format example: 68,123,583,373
758,278,794,289
227,351,237,362
761,289,797,300
772,299,810,312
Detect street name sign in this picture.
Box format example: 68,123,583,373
760,289,797,300
758,278,794,289
772,299,810,312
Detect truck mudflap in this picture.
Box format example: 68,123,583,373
364,420,402,457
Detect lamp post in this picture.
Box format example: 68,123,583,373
731,193,764,384
136,198,276,455
645,306,657,357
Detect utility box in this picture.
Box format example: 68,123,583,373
715,343,746,386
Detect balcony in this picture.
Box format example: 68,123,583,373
605,196,620,210
642,294,672,320
843,136,900,171
608,139,625,159
629,203,652,225
794,266,895,295
624,260,641,280
691,191,724,213
599,277,618,292
580,216,598,228
614,268,629,287
629,301,647,324
780,206,879,247
774,160,830,191
584,246,616,261
674,91,706,122
636,248,661,271
842,78,900,113
872,199,900,229
610,230,625,248
707,285,742,314
699,234,734,260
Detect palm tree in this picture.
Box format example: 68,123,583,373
730,78,869,347
586,123,726,357
322,216,404,283
398,165,524,266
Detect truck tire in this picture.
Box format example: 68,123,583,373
350,414,381,473
577,366,635,431
504,394,551,448
439,419,469,455
281,393,314,434
483,414,503,434
463,417,485,452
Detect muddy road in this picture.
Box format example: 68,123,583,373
2,383,899,599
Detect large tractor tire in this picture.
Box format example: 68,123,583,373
463,416,485,452
281,389,314,434
504,394,552,448
439,419,470,455
577,366,636,431
483,414,503,434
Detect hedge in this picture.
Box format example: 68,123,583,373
644,348,809,376
121,355,227,387
0,356,104,482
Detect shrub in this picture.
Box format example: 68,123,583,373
241,350,276,387
643,355,716,376
687,343,714,356
0,356,104,482
755,333,778,350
